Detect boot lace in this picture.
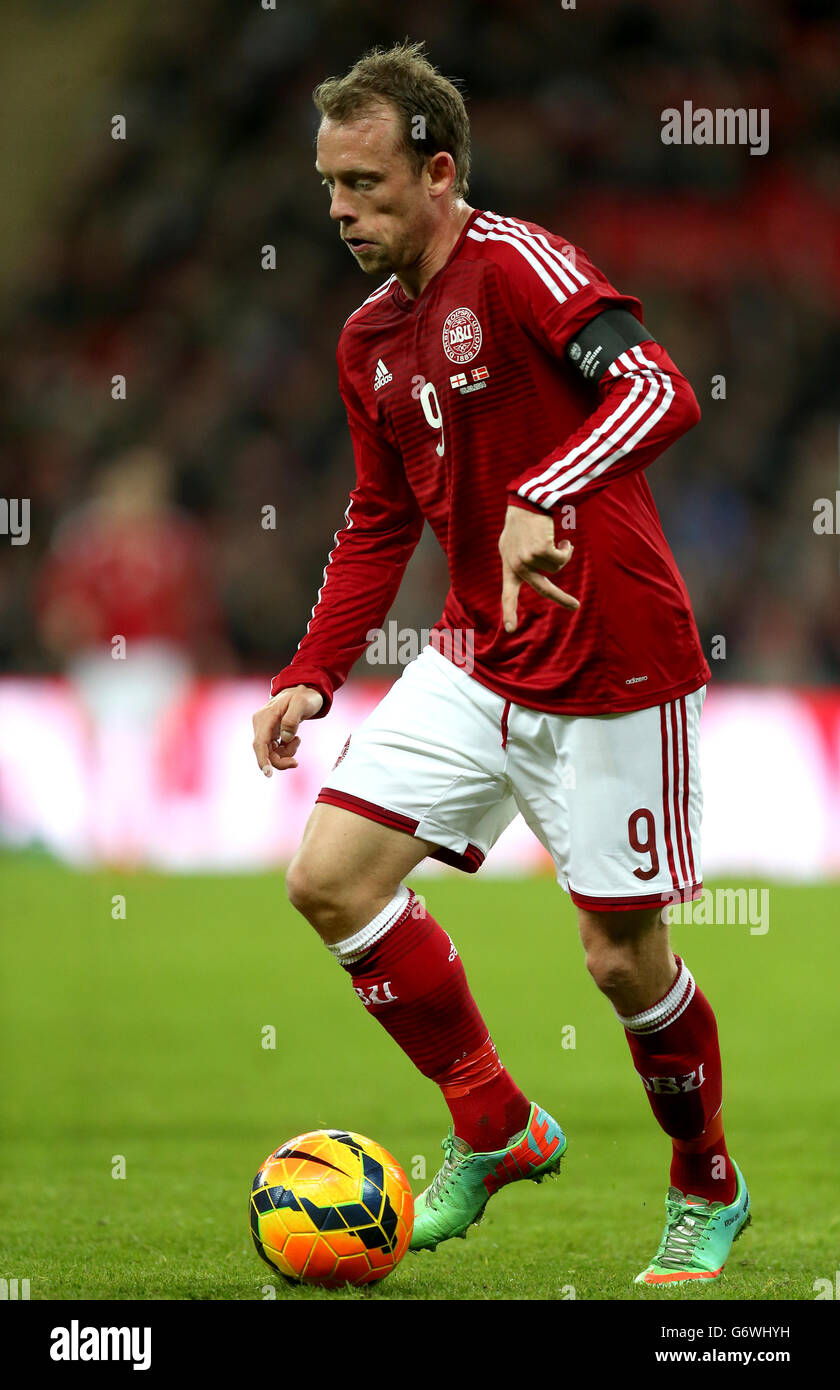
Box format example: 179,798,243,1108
657,1193,717,1269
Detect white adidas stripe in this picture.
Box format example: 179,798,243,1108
467,226,573,305
474,215,579,296
521,345,675,507
663,697,695,892
478,210,589,293
521,364,650,500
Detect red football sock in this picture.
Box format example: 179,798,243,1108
617,956,737,1204
333,888,530,1152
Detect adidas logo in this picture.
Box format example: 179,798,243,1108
373,358,393,391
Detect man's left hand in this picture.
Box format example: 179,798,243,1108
498,504,580,633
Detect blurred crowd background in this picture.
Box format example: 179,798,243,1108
1,0,838,687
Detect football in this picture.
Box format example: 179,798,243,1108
249,1128,414,1288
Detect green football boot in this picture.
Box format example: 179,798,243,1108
635,1160,751,1285
410,1102,567,1252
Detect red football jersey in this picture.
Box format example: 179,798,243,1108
271,208,710,715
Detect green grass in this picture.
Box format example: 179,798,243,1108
1,852,837,1301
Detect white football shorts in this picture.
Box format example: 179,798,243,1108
318,645,705,910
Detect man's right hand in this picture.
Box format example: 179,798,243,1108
252,685,324,776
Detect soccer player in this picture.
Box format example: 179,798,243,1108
252,42,750,1285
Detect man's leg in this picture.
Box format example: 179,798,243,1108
287,801,567,1250
579,902,751,1284
578,903,736,1204
287,802,531,1152
504,686,748,1280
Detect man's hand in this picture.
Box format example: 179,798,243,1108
499,504,580,633
252,684,324,776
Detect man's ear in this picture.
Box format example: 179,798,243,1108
426,150,457,198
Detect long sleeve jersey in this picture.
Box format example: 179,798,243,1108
271,207,710,716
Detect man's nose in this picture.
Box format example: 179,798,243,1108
330,189,355,223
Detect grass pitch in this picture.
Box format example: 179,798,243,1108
1,852,837,1301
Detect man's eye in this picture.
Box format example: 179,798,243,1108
321,179,334,193
356,180,373,191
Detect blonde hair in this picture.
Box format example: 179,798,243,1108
313,40,471,197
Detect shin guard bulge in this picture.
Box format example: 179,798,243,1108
617,956,736,1203
330,888,530,1151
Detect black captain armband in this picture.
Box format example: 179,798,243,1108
565,308,656,383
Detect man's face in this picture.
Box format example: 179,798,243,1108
316,104,436,277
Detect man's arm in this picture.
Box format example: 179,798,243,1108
491,233,700,510
507,316,700,513
254,353,424,772
493,237,700,627
499,325,700,631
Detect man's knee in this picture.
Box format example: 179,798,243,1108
285,848,343,923
285,843,402,943
584,943,639,999
578,906,669,1000
285,804,433,940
